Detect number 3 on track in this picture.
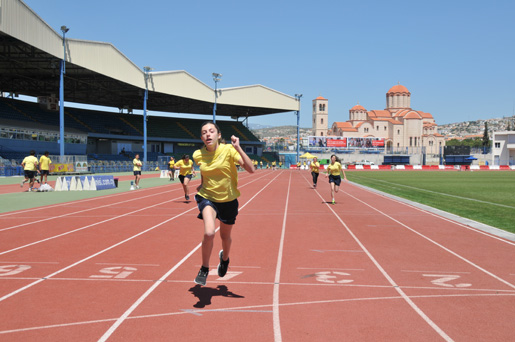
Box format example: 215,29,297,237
315,271,353,284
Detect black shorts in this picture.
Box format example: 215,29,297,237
195,194,239,225
24,170,36,179
179,174,192,184
328,174,342,186
40,170,49,176
134,171,141,176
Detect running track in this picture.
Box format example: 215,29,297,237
0,170,514,341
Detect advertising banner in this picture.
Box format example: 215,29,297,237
50,163,75,173
308,136,384,149
75,161,88,173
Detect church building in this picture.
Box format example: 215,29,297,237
317,84,445,154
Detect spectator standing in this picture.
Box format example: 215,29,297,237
133,154,142,189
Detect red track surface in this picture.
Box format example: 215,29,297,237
0,170,514,341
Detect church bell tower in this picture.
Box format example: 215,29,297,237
312,96,328,136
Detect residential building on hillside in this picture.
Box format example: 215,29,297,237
322,84,445,154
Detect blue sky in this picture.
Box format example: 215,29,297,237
23,0,515,128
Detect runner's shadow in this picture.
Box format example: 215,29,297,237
188,284,244,308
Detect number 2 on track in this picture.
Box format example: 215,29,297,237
423,274,471,288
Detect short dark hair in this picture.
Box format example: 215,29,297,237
30,150,35,155
44,151,49,155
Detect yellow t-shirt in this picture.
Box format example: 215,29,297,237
272,161,276,166
175,159,194,176
310,162,320,173
326,162,342,176
39,155,52,170
22,156,38,171
133,158,142,171
193,144,241,202
168,160,175,169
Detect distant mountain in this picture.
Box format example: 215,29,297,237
248,123,274,130
251,125,312,138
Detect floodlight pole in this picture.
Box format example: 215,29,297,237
212,73,222,123
59,25,69,161
143,66,152,170
295,94,303,163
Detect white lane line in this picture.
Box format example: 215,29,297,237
94,263,161,267
0,261,59,264
305,175,454,342
0,206,198,303
402,270,471,274
345,191,515,291
352,183,515,246
0,186,182,232
297,267,365,271
0,172,273,300
97,171,285,341
0,173,262,256
353,176,515,209
3,292,514,336
0,173,256,230
0,193,187,256
0,181,167,217
3,276,515,293
272,172,291,342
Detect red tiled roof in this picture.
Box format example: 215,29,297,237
369,110,391,118
387,84,410,94
315,96,327,100
404,112,422,119
419,111,434,119
350,104,366,111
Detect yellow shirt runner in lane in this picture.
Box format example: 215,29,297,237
175,159,194,176
193,143,241,203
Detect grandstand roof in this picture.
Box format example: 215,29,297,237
0,0,298,117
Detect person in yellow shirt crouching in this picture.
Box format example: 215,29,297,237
192,121,255,286
325,154,347,204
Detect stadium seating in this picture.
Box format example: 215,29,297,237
0,98,260,142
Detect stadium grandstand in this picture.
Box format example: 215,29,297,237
0,0,296,175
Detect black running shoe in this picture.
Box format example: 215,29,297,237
217,250,230,277
185,195,190,201
194,267,209,286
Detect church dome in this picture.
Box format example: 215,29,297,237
350,104,366,111
387,84,410,95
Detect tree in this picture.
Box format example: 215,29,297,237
482,122,490,147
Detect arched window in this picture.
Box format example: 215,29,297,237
321,132,324,136
321,118,324,124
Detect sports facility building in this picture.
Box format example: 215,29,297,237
0,0,298,169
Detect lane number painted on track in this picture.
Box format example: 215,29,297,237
208,269,242,281
313,271,354,284
0,265,31,276
90,266,137,279
423,274,471,288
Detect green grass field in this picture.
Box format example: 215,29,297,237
346,171,515,234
